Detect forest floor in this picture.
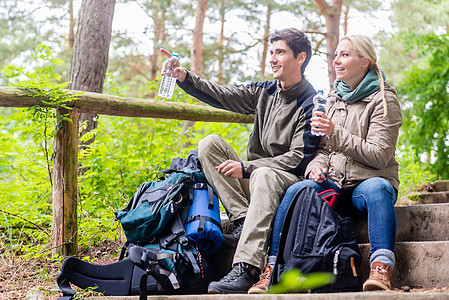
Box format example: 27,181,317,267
0,240,120,300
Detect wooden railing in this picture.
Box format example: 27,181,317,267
0,86,254,255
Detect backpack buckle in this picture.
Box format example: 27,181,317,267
179,236,189,247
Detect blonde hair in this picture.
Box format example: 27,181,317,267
341,35,388,117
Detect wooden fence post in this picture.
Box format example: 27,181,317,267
51,108,79,256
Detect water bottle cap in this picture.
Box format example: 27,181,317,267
318,90,323,93
172,52,179,57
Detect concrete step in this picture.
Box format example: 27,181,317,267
417,180,449,192
215,243,449,290
215,242,449,290
359,241,449,289
408,191,449,204
431,180,449,192
353,203,449,243
213,191,449,291
87,291,449,299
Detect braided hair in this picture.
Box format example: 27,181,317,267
341,35,388,117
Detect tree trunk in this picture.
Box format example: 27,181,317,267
343,4,349,36
68,0,75,48
150,0,166,81
217,0,225,84
183,0,208,138
67,0,115,144
315,0,342,90
191,0,208,77
260,4,272,80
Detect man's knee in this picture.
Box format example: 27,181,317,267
198,134,222,159
250,167,284,192
250,167,275,180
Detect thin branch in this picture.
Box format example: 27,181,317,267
314,36,327,54
0,209,50,236
43,109,53,187
303,30,326,36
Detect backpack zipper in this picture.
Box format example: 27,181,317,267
296,191,314,254
312,201,333,250
333,249,340,275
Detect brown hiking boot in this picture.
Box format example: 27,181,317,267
247,265,272,294
363,261,392,291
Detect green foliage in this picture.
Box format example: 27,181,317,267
397,32,449,179
396,147,435,201
0,44,78,259
76,79,250,247
72,285,104,299
391,0,449,34
0,46,252,258
77,115,189,240
379,0,449,84
0,0,71,85
268,268,334,294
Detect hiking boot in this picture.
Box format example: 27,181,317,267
363,261,392,291
208,262,260,294
247,264,272,294
222,221,244,248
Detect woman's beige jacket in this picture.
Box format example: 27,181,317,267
305,86,402,190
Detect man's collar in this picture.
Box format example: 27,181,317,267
277,78,309,97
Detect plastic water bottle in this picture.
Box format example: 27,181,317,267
158,53,180,98
311,90,327,136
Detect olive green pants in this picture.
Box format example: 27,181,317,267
198,134,299,270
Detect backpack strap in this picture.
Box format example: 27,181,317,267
318,189,339,209
185,215,223,232
206,183,214,209
56,277,76,300
127,245,180,300
162,212,201,274
118,240,130,261
57,257,136,300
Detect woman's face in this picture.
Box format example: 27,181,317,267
333,39,370,90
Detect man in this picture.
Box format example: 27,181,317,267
160,28,319,294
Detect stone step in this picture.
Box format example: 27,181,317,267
431,180,449,192
215,243,449,290
408,191,449,204
353,203,449,243
87,291,449,299
417,180,449,192
359,241,449,289
216,203,449,286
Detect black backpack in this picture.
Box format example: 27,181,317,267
269,185,362,292
56,151,220,299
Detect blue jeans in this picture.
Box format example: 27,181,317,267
269,177,398,259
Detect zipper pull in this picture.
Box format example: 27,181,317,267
333,250,340,275
166,200,174,213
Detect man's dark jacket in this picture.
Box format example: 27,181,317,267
177,71,320,178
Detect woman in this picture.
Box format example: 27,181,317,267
248,35,402,294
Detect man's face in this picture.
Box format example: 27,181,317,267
269,40,304,89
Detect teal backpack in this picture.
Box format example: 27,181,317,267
115,170,197,246
56,151,222,299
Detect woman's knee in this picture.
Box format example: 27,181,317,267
353,177,397,207
284,179,327,197
360,178,395,197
